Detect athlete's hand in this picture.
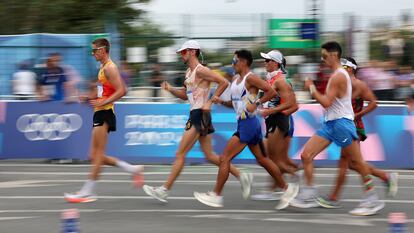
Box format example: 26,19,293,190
259,108,273,117
211,96,221,104
161,81,171,91
89,99,105,108
245,103,256,113
304,78,314,90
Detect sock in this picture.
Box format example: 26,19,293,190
80,180,96,195
116,160,138,174
363,175,375,192
161,185,168,191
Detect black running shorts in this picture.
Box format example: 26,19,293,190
185,109,215,136
93,109,116,132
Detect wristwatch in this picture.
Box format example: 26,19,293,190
255,99,261,107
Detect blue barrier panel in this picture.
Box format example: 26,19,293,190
0,101,413,168
0,101,92,159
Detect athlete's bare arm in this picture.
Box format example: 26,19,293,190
197,66,229,99
306,73,345,109
261,79,298,117
354,80,377,119
90,64,127,108
245,74,276,113
161,81,188,100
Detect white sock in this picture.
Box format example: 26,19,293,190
116,160,138,174
80,180,96,195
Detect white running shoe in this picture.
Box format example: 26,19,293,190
387,172,398,197
194,191,223,208
143,185,168,203
64,192,97,203
289,187,319,208
250,190,283,201
275,183,299,210
240,172,253,200
349,200,385,216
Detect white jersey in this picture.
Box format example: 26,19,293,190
325,68,354,121
231,72,257,119
184,64,210,110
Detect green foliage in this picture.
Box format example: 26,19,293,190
0,0,149,34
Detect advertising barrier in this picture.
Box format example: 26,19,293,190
0,101,413,168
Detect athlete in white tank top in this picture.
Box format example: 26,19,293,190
184,64,210,110
325,67,354,121
230,72,257,119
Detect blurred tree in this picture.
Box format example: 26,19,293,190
0,0,150,34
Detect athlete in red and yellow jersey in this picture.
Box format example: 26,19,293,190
64,38,144,203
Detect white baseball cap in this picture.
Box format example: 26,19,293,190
260,50,286,73
176,40,201,53
260,50,284,63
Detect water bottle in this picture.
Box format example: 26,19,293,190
61,209,80,233
388,212,407,233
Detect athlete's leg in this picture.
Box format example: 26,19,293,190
163,127,200,189
213,136,246,195
342,141,373,192
301,134,331,186
281,136,298,169
89,123,110,181
329,151,350,201
199,134,240,178
249,142,287,189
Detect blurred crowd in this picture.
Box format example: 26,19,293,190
9,54,414,103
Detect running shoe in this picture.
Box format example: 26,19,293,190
349,191,385,216
250,190,283,201
387,172,398,197
143,185,168,203
194,191,223,208
240,172,253,200
316,196,342,209
275,183,299,210
64,192,97,203
289,186,319,208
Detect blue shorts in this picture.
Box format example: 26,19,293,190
233,116,263,145
316,118,358,148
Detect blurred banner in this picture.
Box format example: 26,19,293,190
268,19,320,48
0,101,413,168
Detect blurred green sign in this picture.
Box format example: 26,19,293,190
268,19,320,49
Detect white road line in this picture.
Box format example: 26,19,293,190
2,179,414,189
0,196,413,204
2,171,414,179
0,217,38,221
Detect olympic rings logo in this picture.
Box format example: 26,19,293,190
16,113,83,141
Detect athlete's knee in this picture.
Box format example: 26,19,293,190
301,150,314,164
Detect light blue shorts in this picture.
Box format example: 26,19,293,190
316,118,358,148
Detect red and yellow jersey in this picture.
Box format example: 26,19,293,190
95,60,116,112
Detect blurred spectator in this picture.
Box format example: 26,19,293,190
120,60,133,90
37,53,68,101
11,62,37,100
55,53,82,102
358,60,395,101
148,63,164,100
395,66,414,100
384,32,405,63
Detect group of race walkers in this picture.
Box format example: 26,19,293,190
64,38,398,216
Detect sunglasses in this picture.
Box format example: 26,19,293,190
180,49,189,56
231,57,238,65
91,46,106,54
